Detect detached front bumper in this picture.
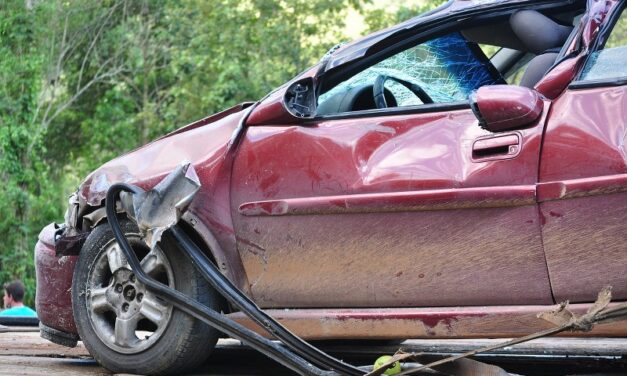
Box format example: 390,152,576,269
35,223,79,345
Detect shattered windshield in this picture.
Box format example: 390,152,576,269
318,32,503,112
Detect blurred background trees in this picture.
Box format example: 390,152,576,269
0,0,445,307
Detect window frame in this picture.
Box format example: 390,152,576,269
314,16,510,121
312,1,585,121
569,0,626,90
317,32,503,112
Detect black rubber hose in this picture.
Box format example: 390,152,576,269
105,183,327,376
169,225,364,376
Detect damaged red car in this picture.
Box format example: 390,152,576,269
35,0,627,374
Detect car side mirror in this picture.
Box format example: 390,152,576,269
470,85,543,132
283,78,316,119
246,78,317,126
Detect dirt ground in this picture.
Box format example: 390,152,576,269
1,330,626,376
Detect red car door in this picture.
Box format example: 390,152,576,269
538,3,627,303
230,31,553,309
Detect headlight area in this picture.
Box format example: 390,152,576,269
55,193,89,256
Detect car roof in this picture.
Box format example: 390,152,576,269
321,0,582,73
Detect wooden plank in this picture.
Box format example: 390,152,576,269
0,332,89,357
3,332,627,357
0,331,625,375
313,338,627,357
0,356,106,376
0,325,39,333
400,338,627,356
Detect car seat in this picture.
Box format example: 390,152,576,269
510,10,574,88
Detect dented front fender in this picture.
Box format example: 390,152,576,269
35,223,78,334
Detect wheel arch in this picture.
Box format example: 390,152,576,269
179,211,252,305
78,204,250,310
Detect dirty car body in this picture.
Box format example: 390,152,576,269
36,0,627,349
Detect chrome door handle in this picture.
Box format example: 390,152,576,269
472,133,521,161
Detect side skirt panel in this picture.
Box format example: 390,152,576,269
227,304,627,340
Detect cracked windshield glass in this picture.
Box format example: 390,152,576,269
319,32,502,111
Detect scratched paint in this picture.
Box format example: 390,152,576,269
36,108,253,336
227,304,627,340
541,192,627,303
540,87,627,181
231,106,552,308
35,224,78,334
539,85,627,303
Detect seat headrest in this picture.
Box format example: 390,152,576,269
510,10,573,55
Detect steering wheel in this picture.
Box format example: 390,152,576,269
373,75,434,109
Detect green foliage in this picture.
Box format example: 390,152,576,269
2,0,621,312
363,0,447,33
162,0,366,129
0,0,58,307
605,7,626,49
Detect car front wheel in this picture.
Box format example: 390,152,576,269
72,219,221,375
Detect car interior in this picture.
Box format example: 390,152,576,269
316,5,585,116
466,9,579,88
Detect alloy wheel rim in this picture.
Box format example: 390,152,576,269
86,236,174,354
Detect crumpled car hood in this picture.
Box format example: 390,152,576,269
78,104,249,206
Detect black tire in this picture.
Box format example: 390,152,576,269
72,220,221,375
